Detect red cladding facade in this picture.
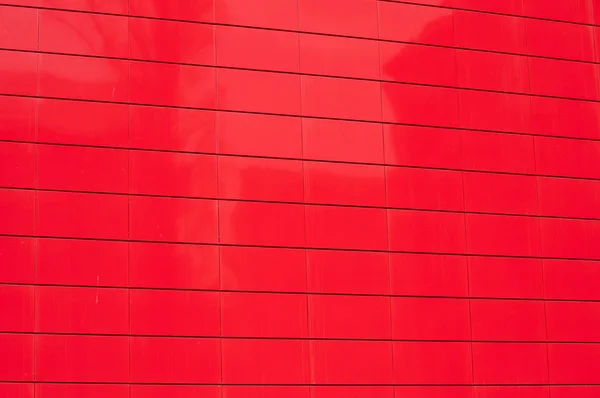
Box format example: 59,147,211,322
2,0,600,397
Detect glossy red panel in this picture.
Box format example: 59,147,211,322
304,161,386,207
130,18,215,65
380,41,456,86
455,50,529,93
36,334,129,382
461,131,536,174
301,75,381,121
313,386,393,398
550,386,600,398
382,83,459,127
454,11,526,53
546,301,600,342
529,57,599,100
523,0,593,23
453,0,523,14
386,167,464,211
218,112,302,158
544,259,600,300
39,10,128,58
37,144,128,193
223,386,309,398
392,297,471,340
547,344,600,384
41,0,128,13
463,172,539,215
222,339,310,384
309,294,391,339
216,26,298,73
1,0,39,5
130,337,221,383
540,217,600,260
465,214,541,257
530,96,600,140
0,142,35,189
378,1,454,46
310,340,394,384
468,257,544,299
393,342,473,384
305,205,388,250
38,54,129,102
130,289,219,336
37,238,128,286
222,292,308,338
38,99,129,147
130,242,219,290
525,18,595,62
396,386,474,398
130,0,213,22
0,237,34,284
35,286,128,334
37,384,129,398
218,68,300,115
0,95,36,142
298,0,378,38
302,118,383,164
383,125,462,169
220,246,307,292
0,189,34,235
534,136,600,179
404,0,451,5
300,34,379,80
474,387,549,398
130,61,215,108
129,196,218,244
470,300,546,341
0,5,38,51
219,201,306,247
218,156,303,202
537,177,600,219
215,0,298,30
0,284,33,332
307,249,390,294
0,50,37,97
458,90,530,133
472,343,549,384
130,151,217,198
36,191,128,239
388,210,466,254
130,106,216,153
0,334,33,381
390,253,469,297
131,385,220,398
0,384,33,398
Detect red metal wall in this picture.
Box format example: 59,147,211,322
2,0,600,397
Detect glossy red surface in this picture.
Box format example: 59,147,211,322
1,0,600,395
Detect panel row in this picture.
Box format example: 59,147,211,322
3,5,600,101
2,384,600,398
2,333,600,384
4,50,600,140
3,96,600,180
4,142,600,219
3,2,600,62
6,0,600,30
3,189,600,258
412,0,600,25
4,284,600,342
4,237,600,300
